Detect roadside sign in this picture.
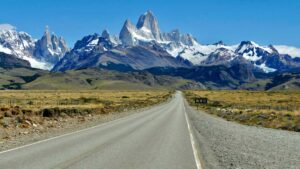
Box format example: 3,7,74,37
194,97,208,110
194,97,208,104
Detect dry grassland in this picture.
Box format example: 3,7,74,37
184,90,300,132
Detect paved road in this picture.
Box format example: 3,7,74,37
0,92,200,169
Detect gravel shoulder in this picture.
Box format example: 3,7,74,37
185,100,300,169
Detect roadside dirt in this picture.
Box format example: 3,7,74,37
0,103,168,151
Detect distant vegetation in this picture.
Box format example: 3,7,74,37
0,67,201,90
184,90,300,132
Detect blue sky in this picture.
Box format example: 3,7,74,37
1,0,300,47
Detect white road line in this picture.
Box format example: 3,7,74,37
0,120,109,155
183,103,203,169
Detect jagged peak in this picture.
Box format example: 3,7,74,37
213,41,225,46
186,33,197,41
124,19,134,28
239,41,258,47
58,36,64,41
236,41,259,53
268,44,279,54
144,10,154,16
102,29,110,39
44,25,50,35
136,10,159,29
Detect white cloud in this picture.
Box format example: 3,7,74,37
0,24,16,31
274,45,300,58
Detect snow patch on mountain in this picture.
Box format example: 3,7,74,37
254,62,277,73
167,42,239,65
0,44,13,54
242,51,262,61
22,55,52,70
88,38,99,47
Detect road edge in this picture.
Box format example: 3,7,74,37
183,102,203,169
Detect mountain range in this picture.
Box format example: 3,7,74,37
1,11,300,72
51,11,299,73
0,11,300,90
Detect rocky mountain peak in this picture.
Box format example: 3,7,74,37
268,45,279,54
236,41,259,54
44,26,50,37
213,41,225,46
102,29,110,39
119,19,136,46
136,10,155,28
34,26,69,67
238,41,257,48
123,19,135,30
162,30,197,46
119,11,199,47
181,33,197,46
42,26,52,48
136,10,161,41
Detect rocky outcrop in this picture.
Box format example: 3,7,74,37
34,26,69,66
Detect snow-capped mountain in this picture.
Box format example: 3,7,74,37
204,47,238,65
65,30,118,56
51,10,300,73
0,24,68,70
234,41,300,72
116,11,300,73
52,29,189,72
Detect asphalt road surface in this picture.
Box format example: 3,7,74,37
0,92,201,169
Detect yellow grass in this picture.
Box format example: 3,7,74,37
185,90,300,115
184,90,300,131
0,90,172,115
